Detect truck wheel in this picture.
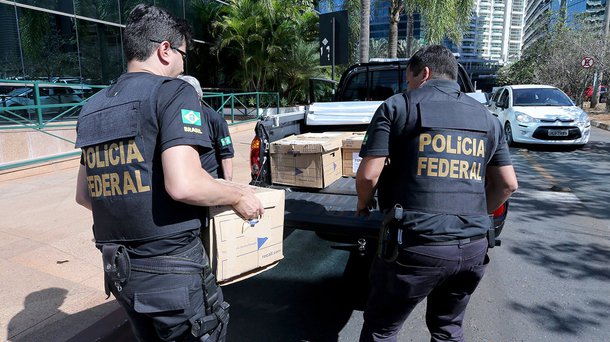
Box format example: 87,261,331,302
504,122,515,146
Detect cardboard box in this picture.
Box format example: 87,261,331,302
270,132,348,188
203,185,285,285
342,132,366,177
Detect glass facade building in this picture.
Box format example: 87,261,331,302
523,0,604,52
0,0,211,85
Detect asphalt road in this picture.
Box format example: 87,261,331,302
222,126,610,342
104,127,610,341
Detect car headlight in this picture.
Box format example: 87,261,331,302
578,111,590,126
515,112,538,123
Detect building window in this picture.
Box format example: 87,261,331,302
16,0,74,15
74,0,120,24
77,19,123,84
16,6,80,79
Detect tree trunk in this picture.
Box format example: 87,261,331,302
388,0,402,58
406,11,414,57
360,0,370,63
591,72,602,108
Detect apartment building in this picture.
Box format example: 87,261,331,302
457,0,526,64
522,0,605,52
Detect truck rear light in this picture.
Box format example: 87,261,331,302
492,202,507,218
250,136,261,177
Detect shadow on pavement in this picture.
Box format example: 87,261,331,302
508,299,610,335
7,288,123,342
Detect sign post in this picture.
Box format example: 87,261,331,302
319,11,348,80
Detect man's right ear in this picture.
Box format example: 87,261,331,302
421,66,431,82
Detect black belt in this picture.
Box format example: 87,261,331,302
404,234,487,246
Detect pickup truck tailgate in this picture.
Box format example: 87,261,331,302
280,177,383,237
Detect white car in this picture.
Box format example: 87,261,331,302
488,85,590,146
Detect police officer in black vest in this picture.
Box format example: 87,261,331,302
356,45,518,341
178,75,235,181
74,4,263,341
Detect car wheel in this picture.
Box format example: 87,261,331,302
504,122,515,146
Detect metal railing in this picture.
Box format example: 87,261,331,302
201,91,280,124
0,79,107,131
0,80,279,170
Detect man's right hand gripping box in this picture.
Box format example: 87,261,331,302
203,185,285,285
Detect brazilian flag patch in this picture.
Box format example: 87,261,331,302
181,109,201,126
220,136,232,147
362,134,368,145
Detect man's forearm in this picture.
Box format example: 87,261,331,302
355,156,386,212
485,165,518,213
356,177,377,209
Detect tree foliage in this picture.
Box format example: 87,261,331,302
497,16,610,106
211,0,322,103
388,0,475,58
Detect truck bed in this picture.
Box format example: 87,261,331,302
271,177,383,238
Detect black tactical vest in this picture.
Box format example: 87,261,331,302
75,73,202,243
377,85,497,217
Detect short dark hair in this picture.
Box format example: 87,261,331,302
408,45,458,81
123,4,192,62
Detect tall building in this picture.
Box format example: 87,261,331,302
455,0,526,64
318,0,423,46
369,0,422,42
523,0,605,52
0,1,214,85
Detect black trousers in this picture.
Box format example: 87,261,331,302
109,239,225,342
360,238,489,342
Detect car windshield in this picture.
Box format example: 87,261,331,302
4,87,31,97
512,88,573,106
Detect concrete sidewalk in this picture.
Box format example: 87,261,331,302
0,121,256,342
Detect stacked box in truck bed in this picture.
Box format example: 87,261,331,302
341,132,366,177
270,132,350,188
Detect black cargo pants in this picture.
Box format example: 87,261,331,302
105,238,227,342
360,238,489,342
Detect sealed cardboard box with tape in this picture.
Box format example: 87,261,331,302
270,132,350,188
342,132,366,177
202,184,285,285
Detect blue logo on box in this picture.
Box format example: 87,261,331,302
257,237,268,250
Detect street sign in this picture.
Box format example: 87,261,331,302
581,56,594,68
319,10,348,67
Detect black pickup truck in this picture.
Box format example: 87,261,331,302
249,60,506,246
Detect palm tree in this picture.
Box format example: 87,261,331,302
213,0,320,103
360,0,370,63
388,0,476,58
389,0,404,58
370,38,389,58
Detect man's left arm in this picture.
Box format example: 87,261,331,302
356,156,386,216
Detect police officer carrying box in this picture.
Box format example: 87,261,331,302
74,4,264,341
356,45,518,341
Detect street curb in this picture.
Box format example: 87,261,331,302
591,120,610,131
